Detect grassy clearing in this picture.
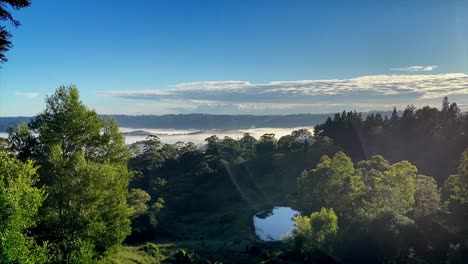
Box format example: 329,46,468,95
103,243,180,264
105,240,286,264
103,246,158,264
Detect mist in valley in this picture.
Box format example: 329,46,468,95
121,126,316,145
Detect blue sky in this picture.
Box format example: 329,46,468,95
1,0,467,116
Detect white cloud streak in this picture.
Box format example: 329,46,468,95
390,65,438,72
15,92,39,98
97,73,468,104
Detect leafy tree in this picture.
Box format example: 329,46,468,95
6,123,39,161
382,160,418,214
41,148,132,262
314,111,365,159
277,129,314,153
297,151,364,218
128,136,166,190
204,135,220,156
356,157,417,216
340,209,417,264
126,193,164,243
444,149,468,216
178,142,199,155
291,128,314,151
288,208,338,258
219,136,241,162
239,132,257,156
128,189,151,218
127,135,173,243
9,86,133,262
291,128,313,141
0,151,47,263
294,152,442,263
314,136,333,146
255,133,277,157
0,136,8,152
413,175,440,219
277,134,296,153
314,98,467,184
28,87,129,164
0,0,30,64
391,106,399,122
443,148,468,255
308,208,338,251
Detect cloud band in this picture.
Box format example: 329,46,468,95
97,73,468,105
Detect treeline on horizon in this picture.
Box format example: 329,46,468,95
0,111,402,132
314,98,468,184
0,86,467,263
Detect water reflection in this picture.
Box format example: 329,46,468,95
253,207,299,241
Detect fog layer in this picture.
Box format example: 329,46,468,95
121,126,315,145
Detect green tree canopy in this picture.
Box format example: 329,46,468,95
255,133,277,157
444,149,468,216
297,152,419,221
0,151,47,263
239,133,257,154
9,86,133,262
297,151,364,217
413,175,440,219
278,134,296,153
288,208,339,258
443,148,468,250
356,157,417,216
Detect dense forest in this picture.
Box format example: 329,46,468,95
314,99,468,184
1,86,467,263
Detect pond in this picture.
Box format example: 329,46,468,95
253,206,299,241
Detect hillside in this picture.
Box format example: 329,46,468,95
1,112,397,132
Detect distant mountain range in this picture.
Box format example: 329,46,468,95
0,112,395,132
0,117,32,133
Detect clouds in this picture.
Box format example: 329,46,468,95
15,92,39,98
98,73,468,105
95,73,468,114
390,65,438,72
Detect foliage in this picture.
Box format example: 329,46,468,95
314,98,467,184
9,86,133,262
128,189,151,218
413,175,440,218
297,151,419,221
239,133,257,159
339,209,417,264
357,158,417,216
6,123,39,161
444,149,468,216
442,149,468,262
297,151,364,218
0,136,8,152
287,208,338,257
0,0,30,63
40,148,132,262
293,151,457,263
256,133,277,158
0,151,47,263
